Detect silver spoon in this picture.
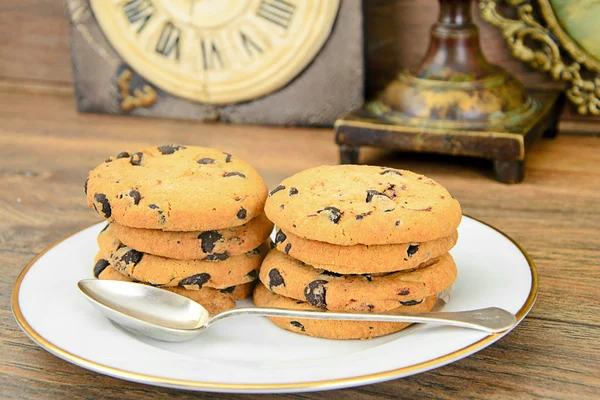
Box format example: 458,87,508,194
78,279,517,342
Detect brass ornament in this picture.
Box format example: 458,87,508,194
479,0,600,115
118,69,158,111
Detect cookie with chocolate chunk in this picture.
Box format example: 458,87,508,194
110,213,273,260
265,165,461,245
86,145,267,231
97,225,267,289
259,249,456,312
95,257,253,312
273,228,458,274
253,282,437,339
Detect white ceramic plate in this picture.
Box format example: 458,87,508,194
12,216,537,393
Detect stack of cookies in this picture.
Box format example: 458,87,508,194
255,165,462,339
86,145,272,315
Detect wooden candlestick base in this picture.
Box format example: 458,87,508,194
336,0,564,183
335,89,562,184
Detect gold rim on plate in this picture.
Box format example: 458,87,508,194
11,216,538,392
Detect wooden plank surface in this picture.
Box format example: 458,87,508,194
0,87,599,399
1,0,599,132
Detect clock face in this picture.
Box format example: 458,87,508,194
91,0,340,104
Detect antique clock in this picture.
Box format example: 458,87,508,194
67,0,364,125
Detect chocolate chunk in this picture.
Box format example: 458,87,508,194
84,178,89,195
93,259,110,277
268,268,285,289
269,185,285,196
365,190,382,203
100,223,109,233
179,273,211,288
356,211,372,220
304,280,328,308
223,152,232,163
366,186,396,203
198,231,223,253
157,144,185,155
279,204,285,210
220,286,236,293
380,169,403,176
197,158,216,164
317,207,342,224
382,184,397,199
400,299,423,306
105,157,113,163
367,304,374,311
245,246,262,256
397,288,410,296
284,243,292,254
395,220,401,227
116,151,130,159
223,172,246,178
93,194,112,218
206,253,229,261
363,274,373,282
237,208,247,219
128,189,141,205
121,249,143,265
274,229,287,245
320,270,342,278
290,321,305,331
148,204,159,209
289,187,299,196
407,244,419,257
384,208,395,213
130,152,144,166
245,269,259,280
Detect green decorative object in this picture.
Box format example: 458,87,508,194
480,0,600,115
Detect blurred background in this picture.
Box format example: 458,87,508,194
1,0,596,132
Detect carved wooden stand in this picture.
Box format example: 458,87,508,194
335,0,563,183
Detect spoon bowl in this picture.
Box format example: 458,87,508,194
78,279,210,341
78,280,517,342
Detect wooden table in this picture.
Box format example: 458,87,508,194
1,87,599,399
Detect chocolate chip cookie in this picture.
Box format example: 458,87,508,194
110,213,273,260
95,254,254,312
86,145,268,231
98,225,267,289
273,228,458,273
265,165,461,245
253,282,437,339
259,249,456,312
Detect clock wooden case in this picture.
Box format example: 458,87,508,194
67,0,364,126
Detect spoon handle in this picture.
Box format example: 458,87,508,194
209,306,517,334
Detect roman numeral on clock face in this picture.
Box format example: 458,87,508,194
240,31,263,57
256,0,296,30
201,39,224,70
123,0,155,33
155,22,180,60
